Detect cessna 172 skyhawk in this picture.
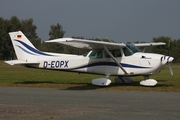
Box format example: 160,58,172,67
5,31,174,87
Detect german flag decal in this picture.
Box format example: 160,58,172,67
17,35,22,39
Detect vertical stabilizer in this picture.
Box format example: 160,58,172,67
9,31,38,61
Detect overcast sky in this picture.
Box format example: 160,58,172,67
0,0,180,43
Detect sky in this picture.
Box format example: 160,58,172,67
0,0,180,43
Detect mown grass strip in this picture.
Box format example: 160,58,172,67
1,61,180,92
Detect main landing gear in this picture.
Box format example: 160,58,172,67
92,75,133,86
140,76,157,86
114,76,132,84
92,75,157,87
92,74,111,86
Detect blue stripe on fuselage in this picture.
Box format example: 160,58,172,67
72,62,151,70
14,40,54,56
16,45,37,55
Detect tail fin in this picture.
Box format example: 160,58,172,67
9,31,38,61
5,31,55,65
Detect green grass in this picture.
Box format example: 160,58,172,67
1,61,180,92
0,61,106,88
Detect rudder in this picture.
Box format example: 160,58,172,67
9,31,37,61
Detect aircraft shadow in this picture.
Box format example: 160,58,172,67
63,81,174,91
61,83,101,91
15,81,56,84
14,79,174,90
14,81,100,90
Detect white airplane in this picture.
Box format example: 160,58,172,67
5,31,174,87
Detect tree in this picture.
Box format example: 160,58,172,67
0,18,6,59
45,23,66,53
147,36,180,63
150,36,172,55
0,17,15,59
49,23,65,39
21,18,41,48
0,16,41,60
169,39,180,62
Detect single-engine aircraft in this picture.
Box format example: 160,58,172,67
5,31,174,87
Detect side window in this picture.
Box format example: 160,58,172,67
113,50,122,57
105,50,121,58
89,51,103,59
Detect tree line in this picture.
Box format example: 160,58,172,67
0,16,180,62
0,16,85,60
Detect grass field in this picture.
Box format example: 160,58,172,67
1,60,180,92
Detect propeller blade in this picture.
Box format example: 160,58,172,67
168,63,173,76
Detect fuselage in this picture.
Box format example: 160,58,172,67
29,50,166,77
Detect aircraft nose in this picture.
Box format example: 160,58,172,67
167,56,174,63
166,56,174,76
161,56,174,65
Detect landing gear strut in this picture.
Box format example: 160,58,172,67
114,76,132,83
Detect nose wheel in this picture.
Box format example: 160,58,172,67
140,76,157,86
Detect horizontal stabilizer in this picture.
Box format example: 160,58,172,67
4,60,39,65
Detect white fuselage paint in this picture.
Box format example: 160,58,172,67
29,51,165,76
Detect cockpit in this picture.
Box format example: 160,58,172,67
83,43,141,59
126,43,141,53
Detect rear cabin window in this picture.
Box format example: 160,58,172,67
89,51,103,59
105,49,121,58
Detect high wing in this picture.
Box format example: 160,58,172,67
133,42,166,53
134,42,166,47
46,38,166,49
46,38,126,49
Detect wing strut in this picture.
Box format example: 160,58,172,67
104,46,129,75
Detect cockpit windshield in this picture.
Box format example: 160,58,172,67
83,51,89,57
123,47,133,56
126,44,141,53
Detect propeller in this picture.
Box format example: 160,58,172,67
166,56,174,76
167,40,173,76
168,62,173,76
161,56,174,76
